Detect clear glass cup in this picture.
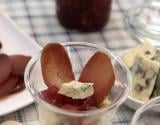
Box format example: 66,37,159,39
24,42,131,125
125,0,160,46
131,96,160,125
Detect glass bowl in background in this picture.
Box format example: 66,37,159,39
24,42,131,125
125,0,160,46
131,96,160,125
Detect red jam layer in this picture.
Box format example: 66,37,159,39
41,85,97,111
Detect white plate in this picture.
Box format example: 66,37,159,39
0,11,41,116
125,95,144,110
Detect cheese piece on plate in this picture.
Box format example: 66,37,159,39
122,42,156,69
131,55,160,101
151,49,160,97
151,69,160,97
58,80,94,99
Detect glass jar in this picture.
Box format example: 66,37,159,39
56,0,112,31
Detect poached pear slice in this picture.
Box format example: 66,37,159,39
79,51,115,105
41,43,75,88
0,75,18,97
10,55,31,76
0,41,2,49
0,54,12,85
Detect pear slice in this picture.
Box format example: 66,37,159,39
10,55,31,76
79,51,115,105
11,77,25,93
41,43,75,88
0,54,12,85
0,41,2,49
0,75,18,97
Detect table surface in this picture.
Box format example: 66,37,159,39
0,0,147,124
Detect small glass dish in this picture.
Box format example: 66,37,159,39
125,0,160,46
131,96,160,125
24,42,131,125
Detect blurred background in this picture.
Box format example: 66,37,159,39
0,0,146,52
0,0,149,125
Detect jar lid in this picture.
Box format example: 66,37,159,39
125,0,160,46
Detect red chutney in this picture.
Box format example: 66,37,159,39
56,0,112,31
41,85,97,111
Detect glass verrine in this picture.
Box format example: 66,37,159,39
24,42,131,125
131,96,160,125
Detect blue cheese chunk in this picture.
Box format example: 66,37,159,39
151,49,160,97
151,70,160,97
58,80,94,99
122,42,156,69
131,56,160,101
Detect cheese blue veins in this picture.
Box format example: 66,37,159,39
58,80,94,99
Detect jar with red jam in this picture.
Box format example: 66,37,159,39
56,0,112,31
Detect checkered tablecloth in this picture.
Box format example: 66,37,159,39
0,0,147,124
